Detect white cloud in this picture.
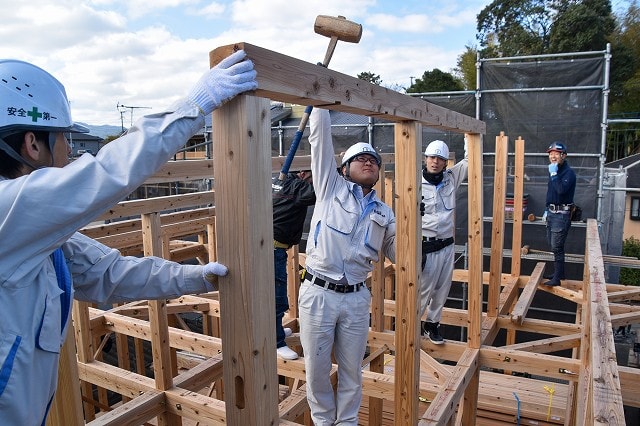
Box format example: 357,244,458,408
0,0,490,126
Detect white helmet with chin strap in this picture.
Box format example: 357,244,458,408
340,142,382,188
341,142,381,166
0,59,89,167
424,140,449,160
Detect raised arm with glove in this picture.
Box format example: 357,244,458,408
187,50,257,115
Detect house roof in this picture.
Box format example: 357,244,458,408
606,153,640,188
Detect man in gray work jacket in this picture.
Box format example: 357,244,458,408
299,108,395,425
0,51,256,425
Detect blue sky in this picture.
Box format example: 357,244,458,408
0,0,632,127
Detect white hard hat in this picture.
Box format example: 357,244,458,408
0,59,89,135
341,142,381,166
424,140,449,160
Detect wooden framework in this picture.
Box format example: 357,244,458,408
45,43,640,425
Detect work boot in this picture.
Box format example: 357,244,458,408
543,278,561,287
423,322,444,345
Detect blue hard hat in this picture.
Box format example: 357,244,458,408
546,141,567,154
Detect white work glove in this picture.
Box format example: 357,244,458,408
202,262,229,289
463,136,468,160
187,50,258,115
548,163,558,177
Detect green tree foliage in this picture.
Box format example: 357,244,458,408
454,46,478,90
549,0,615,53
620,236,640,286
357,71,382,85
406,69,464,93
477,0,551,56
609,1,640,113
477,0,615,57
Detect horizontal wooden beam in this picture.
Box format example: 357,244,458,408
96,192,215,221
210,43,486,134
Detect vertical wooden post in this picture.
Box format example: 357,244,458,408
72,300,96,421
506,136,526,350
488,132,508,318
384,172,395,331
461,132,483,424
368,166,388,426
286,244,301,321
142,211,181,425
213,94,279,425
393,120,421,426
510,137,525,277
47,329,84,426
466,132,484,348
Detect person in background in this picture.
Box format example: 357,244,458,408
419,139,468,344
543,141,576,287
271,169,315,360
0,51,256,425
298,107,395,425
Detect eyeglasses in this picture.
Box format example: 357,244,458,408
352,155,379,166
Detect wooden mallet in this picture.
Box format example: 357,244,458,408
314,15,363,67
278,15,362,180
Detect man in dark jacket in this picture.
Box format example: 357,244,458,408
271,170,315,359
544,141,576,287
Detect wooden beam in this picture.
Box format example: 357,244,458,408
210,43,486,134
369,168,389,426
510,136,525,277
72,300,97,421
577,219,625,424
85,391,165,426
503,333,581,354
510,262,546,325
279,386,309,421
488,132,508,318
607,287,640,302
47,331,84,426
97,192,214,221
419,349,453,385
466,133,483,350
393,120,422,426
145,159,213,184
619,366,640,407
141,212,179,424
213,94,279,424
420,348,480,424
480,347,581,382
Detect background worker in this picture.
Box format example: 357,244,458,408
543,141,576,287
419,139,468,344
271,169,315,360
0,51,256,426
298,107,396,425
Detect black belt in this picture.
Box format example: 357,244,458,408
422,237,454,254
302,269,365,293
547,203,572,213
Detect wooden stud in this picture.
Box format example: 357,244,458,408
392,120,422,426
212,94,279,425
487,132,508,318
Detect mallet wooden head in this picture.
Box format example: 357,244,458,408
314,15,362,43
